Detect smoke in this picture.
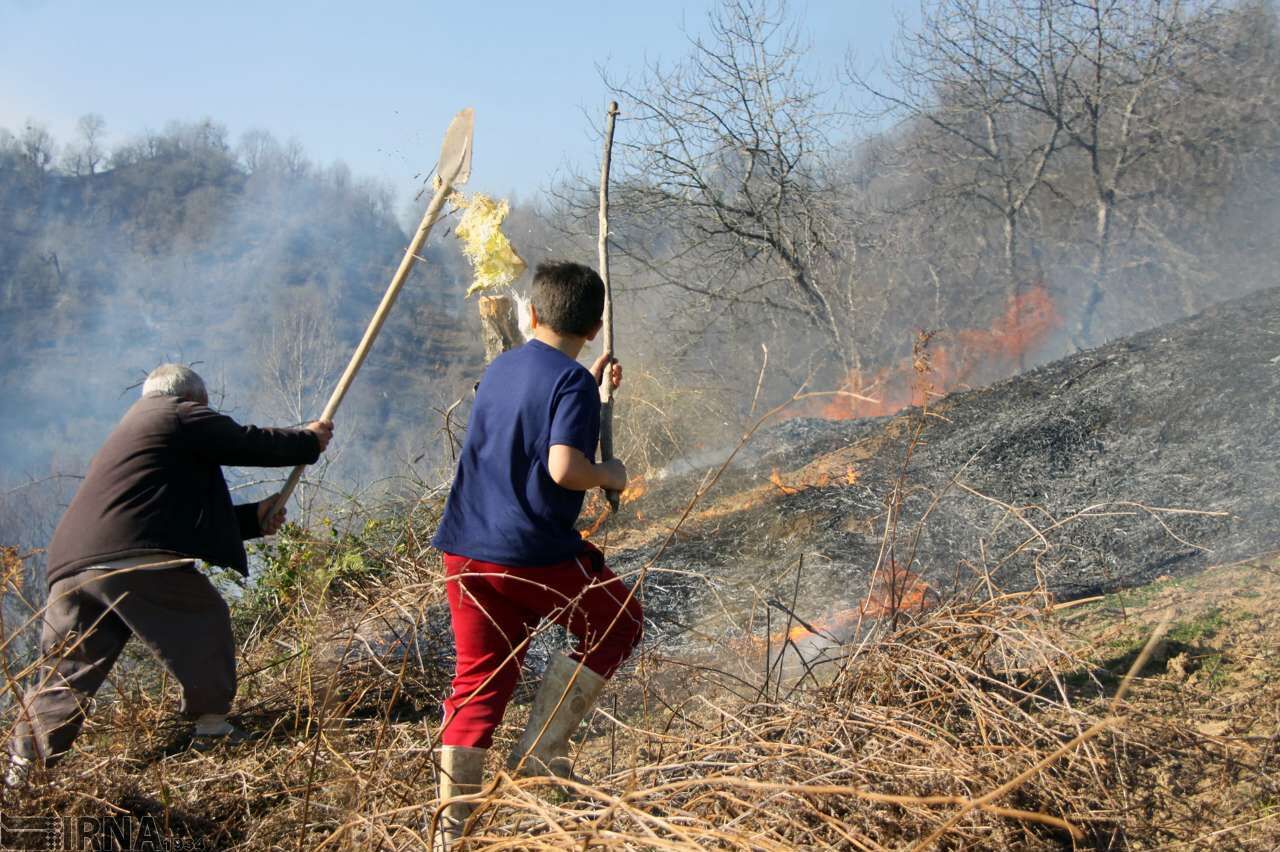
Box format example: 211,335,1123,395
0,120,484,531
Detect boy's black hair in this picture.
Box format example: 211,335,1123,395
530,261,605,337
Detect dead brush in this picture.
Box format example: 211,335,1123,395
442,340,1274,849
3,572,1273,849
444,578,1275,850
448,594,1126,850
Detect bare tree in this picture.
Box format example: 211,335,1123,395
18,121,55,173
255,303,341,427
850,0,1074,300
250,302,343,520
238,128,283,173
1010,0,1240,342
602,0,859,367
1111,0,1280,317
65,113,107,176
853,0,1275,347
282,138,310,180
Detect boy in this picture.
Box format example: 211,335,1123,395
430,261,643,842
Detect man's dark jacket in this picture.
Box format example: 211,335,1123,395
46,394,321,586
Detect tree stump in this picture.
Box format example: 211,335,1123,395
479,295,525,362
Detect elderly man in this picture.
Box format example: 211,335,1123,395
8,364,332,781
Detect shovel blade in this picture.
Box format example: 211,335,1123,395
438,107,474,188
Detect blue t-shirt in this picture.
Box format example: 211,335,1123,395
432,339,601,566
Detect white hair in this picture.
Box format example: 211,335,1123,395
141,363,207,403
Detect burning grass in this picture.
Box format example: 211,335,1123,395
451,560,1278,850
813,284,1060,422
470,604,1131,849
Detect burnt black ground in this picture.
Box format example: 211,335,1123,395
611,286,1280,630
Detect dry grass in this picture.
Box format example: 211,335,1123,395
456,581,1277,850
2,533,1278,849
3,492,1276,852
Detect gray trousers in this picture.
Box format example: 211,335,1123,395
12,561,236,764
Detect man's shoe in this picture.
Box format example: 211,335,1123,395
190,725,256,752
3,754,31,788
433,745,487,851
506,654,606,780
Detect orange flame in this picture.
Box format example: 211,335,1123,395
820,284,1060,421
581,477,648,539
770,467,802,494
860,565,932,620
775,565,933,645
769,464,860,497
621,477,648,504
580,509,609,539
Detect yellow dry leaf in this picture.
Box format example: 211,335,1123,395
450,193,527,297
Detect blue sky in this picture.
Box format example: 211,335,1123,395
0,1,912,201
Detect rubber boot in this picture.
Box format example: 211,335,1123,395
433,745,486,851
506,654,607,779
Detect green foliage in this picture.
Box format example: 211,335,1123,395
1167,608,1231,645
245,517,391,616
1197,651,1231,692
1101,573,1202,612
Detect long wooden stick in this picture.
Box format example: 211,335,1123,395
598,101,621,512
272,108,474,515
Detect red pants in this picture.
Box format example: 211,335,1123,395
439,545,643,748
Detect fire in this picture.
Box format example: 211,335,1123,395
770,467,802,494
580,477,648,539
580,508,609,539
787,615,846,642
860,564,932,620
769,464,860,496
621,477,647,504
820,284,1060,421
775,565,934,646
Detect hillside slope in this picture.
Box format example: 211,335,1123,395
615,285,1280,619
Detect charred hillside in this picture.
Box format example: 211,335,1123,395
616,285,1280,616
